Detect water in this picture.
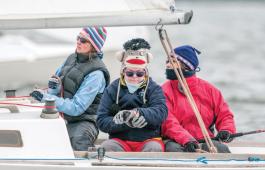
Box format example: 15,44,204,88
1,0,265,142
147,0,265,142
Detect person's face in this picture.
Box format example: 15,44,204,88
166,56,189,70
124,67,146,84
76,35,95,54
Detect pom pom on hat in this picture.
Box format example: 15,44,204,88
123,38,151,51
80,27,107,53
173,45,200,71
116,38,153,69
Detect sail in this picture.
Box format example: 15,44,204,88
0,0,192,29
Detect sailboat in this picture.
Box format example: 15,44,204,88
0,0,265,169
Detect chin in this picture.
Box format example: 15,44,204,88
128,80,141,84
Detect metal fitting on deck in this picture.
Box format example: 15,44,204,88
4,90,16,98
97,147,105,162
40,98,59,119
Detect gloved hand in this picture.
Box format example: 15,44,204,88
48,77,60,89
113,110,136,124
30,89,44,102
184,141,199,152
48,76,61,94
128,115,147,128
216,130,233,142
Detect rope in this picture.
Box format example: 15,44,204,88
158,28,217,153
6,96,31,98
0,102,55,109
142,77,149,104
116,79,121,104
54,75,65,119
101,154,265,164
0,158,86,161
1,75,62,111
0,155,263,164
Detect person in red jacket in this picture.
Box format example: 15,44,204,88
161,45,236,153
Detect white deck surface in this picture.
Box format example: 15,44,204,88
0,105,74,159
0,100,265,169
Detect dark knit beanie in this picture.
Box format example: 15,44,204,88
173,45,201,71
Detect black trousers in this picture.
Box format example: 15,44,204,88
164,139,231,153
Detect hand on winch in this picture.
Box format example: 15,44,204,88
30,89,44,102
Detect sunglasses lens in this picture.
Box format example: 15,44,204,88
136,71,145,77
125,71,134,77
77,36,88,43
125,71,145,77
80,38,87,43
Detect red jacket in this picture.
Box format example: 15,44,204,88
161,75,236,146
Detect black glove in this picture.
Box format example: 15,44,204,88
216,130,233,142
48,77,60,89
30,90,44,102
184,141,199,152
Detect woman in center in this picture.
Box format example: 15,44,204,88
97,38,168,152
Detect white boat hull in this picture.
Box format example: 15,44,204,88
0,99,265,169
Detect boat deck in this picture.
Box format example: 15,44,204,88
1,151,265,170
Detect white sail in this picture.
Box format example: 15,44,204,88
0,0,192,29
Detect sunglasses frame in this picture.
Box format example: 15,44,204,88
77,35,89,44
124,70,145,78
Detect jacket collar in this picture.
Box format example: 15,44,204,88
170,75,198,89
76,52,98,63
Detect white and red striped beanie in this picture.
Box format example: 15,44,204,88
116,38,153,69
80,27,107,52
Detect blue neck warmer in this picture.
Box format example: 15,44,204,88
125,80,144,93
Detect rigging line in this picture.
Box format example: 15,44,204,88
158,28,216,153
5,96,31,99
241,129,265,135
0,158,87,161
52,75,65,119
103,155,265,164
0,102,55,109
2,88,48,100
155,18,163,31
1,156,263,164
198,129,265,143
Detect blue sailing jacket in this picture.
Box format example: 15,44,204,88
97,78,168,141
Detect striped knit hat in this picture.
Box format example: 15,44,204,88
79,27,107,52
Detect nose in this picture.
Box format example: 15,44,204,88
166,60,182,69
132,73,138,78
77,39,81,44
166,61,173,69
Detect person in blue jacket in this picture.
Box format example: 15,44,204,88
97,38,168,152
30,27,110,151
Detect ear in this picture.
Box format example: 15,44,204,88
115,51,125,62
146,52,153,63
